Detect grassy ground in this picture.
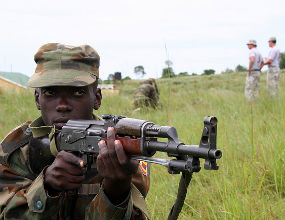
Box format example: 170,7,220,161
1,70,285,219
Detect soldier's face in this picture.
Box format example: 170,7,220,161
247,44,253,49
35,85,102,129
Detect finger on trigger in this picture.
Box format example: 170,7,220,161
63,151,85,168
114,140,128,165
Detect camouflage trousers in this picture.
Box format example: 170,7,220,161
267,66,280,96
245,70,261,102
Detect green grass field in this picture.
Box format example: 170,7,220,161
1,71,285,219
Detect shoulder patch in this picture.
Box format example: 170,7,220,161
0,121,32,165
139,161,148,176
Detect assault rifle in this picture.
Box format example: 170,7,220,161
56,114,222,220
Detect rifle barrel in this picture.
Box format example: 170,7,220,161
146,141,222,159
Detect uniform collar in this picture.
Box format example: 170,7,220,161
29,117,54,138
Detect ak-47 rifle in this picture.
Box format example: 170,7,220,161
56,114,222,220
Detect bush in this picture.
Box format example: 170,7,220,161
123,76,131,80
235,64,247,72
178,72,189,77
202,69,215,75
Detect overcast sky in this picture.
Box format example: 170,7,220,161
0,0,284,80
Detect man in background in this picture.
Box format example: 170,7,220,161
245,39,263,102
261,37,281,96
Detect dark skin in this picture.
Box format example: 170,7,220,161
35,84,138,204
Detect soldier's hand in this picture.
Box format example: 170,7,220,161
96,127,139,204
44,151,85,193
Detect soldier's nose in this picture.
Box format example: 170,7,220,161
56,98,72,112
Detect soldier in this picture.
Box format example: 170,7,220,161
150,78,159,99
245,39,263,102
134,79,159,109
0,43,150,220
261,37,281,96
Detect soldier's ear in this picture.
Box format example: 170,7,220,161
93,88,102,110
35,88,41,110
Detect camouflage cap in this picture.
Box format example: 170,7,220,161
28,43,100,88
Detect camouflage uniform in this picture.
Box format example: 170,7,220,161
245,40,263,102
245,71,261,102
150,78,159,99
134,79,159,109
265,37,281,96
0,43,150,220
267,66,280,96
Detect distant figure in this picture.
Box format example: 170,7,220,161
261,37,281,96
134,78,160,109
245,40,263,102
151,78,159,99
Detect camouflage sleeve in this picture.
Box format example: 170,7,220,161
86,185,132,220
86,183,150,220
86,162,151,220
132,161,150,198
131,161,150,219
0,147,60,220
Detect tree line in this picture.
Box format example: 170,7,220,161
104,52,285,82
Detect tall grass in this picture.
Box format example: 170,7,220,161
1,71,284,219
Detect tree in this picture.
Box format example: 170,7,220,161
191,73,197,76
202,69,215,75
134,65,146,77
161,67,176,78
235,64,247,72
165,60,173,67
178,72,189,77
114,72,122,80
161,59,175,78
280,52,285,69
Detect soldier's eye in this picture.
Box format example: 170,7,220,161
42,89,55,96
74,89,87,96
